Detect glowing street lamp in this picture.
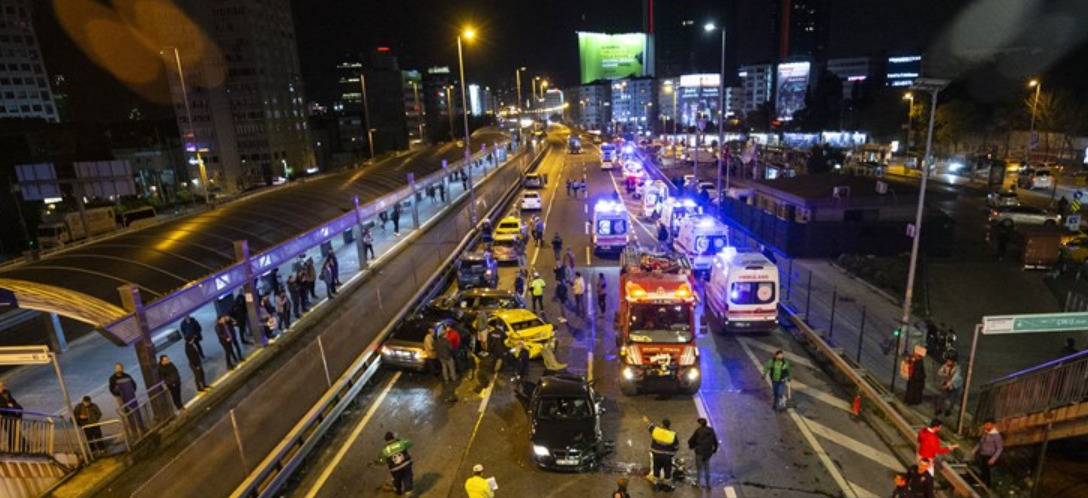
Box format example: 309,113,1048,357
1027,79,1041,162
903,92,914,151
458,27,478,224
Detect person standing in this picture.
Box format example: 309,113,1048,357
530,271,546,312
551,233,563,262
0,386,22,451
108,363,143,431
642,415,680,490
688,417,719,489
326,252,341,286
464,464,494,498
917,418,957,476
514,269,525,298
378,431,414,497
287,275,302,319
392,203,402,235
904,351,927,406
970,418,1003,487
295,270,311,312
906,458,936,498
890,473,910,498
565,178,572,197
74,396,103,453
362,227,376,261
185,334,208,392
179,315,204,359
563,248,576,272
158,355,184,411
216,315,241,369
275,290,291,331
436,327,457,384
513,341,530,382
612,477,631,498
657,222,670,252
572,272,586,317
935,358,962,417
304,258,318,300
596,273,607,316
422,328,437,376
762,350,792,411
321,258,338,298
1058,195,1070,217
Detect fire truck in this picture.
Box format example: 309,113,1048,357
616,247,701,395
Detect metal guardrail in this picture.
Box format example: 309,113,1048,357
975,349,1088,425
230,143,549,498
0,409,57,456
117,382,176,447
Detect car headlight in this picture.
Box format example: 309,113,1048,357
381,346,392,356
532,445,550,457
687,368,700,381
622,367,635,380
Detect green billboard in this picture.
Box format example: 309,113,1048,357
578,32,648,84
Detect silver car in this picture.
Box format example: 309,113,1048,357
988,205,1060,227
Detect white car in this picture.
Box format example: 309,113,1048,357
988,205,1060,227
521,191,542,211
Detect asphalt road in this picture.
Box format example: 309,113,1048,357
279,131,911,498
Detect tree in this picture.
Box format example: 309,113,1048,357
935,100,983,155
743,102,774,132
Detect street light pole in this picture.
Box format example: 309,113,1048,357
516,67,526,116
446,85,455,140
904,92,914,153
713,24,727,197
410,80,424,141
1028,79,1041,164
458,30,477,225
894,78,948,392
360,73,375,161
164,47,210,206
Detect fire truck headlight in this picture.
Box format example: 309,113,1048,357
686,368,700,381
622,367,635,380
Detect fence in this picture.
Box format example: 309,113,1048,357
974,349,1088,424
128,140,540,498
0,408,85,463
117,382,176,446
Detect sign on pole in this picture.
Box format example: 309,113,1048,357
983,312,1088,335
0,345,51,366
1066,214,1081,231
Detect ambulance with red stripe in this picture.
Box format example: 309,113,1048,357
705,248,779,333
616,248,700,395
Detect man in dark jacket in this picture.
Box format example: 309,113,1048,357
907,458,936,498
158,355,184,410
0,383,22,450
216,315,241,369
378,431,414,496
74,396,103,452
179,315,204,359
687,417,719,488
642,415,680,490
108,363,143,431
185,334,208,392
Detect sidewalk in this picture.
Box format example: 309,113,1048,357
0,147,508,442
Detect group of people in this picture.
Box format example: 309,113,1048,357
641,415,720,491
893,417,1004,497
902,352,964,420
565,177,587,198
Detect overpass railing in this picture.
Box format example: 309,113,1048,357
974,349,1088,426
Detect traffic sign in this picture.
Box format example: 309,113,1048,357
1074,191,1083,201
983,312,1088,335
1067,214,1081,231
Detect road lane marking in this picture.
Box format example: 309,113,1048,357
788,380,854,413
584,221,590,235
531,152,564,268
724,486,738,498
584,204,588,214
806,419,902,471
737,339,857,498
847,480,881,498
303,371,401,498
606,170,655,241
585,246,591,266
587,351,594,383
739,337,818,369
694,392,711,420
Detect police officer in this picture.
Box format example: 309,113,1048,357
378,431,414,496
642,415,680,490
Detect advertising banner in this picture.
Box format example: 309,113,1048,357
776,62,811,122
578,32,648,84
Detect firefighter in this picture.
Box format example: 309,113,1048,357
641,415,680,490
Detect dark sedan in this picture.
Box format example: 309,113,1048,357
381,309,466,371
518,374,610,472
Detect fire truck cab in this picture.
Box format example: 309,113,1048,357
616,248,700,395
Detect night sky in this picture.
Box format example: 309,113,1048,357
31,0,1088,123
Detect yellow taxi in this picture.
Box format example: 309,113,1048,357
486,309,555,358
494,216,526,238
1060,235,1088,264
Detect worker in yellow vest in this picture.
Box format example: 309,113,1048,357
642,415,680,490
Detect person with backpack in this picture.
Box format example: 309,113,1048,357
377,431,414,497
762,350,791,411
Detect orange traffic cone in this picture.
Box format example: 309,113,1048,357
852,393,861,418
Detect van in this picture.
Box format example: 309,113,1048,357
705,248,779,333
673,214,730,278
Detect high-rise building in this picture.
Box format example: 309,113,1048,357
610,77,656,134
543,89,564,114
0,0,57,122
775,0,830,60
826,57,877,100
422,66,455,140
570,83,611,131
155,0,314,191
738,64,773,116
403,70,425,141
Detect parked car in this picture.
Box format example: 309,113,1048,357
381,310,465,371
517,374,609,472
1017,167,1054,190
1060,235,1088,264
490,233,522,263
987,190,1020,209
524,174,544,189
456,251,499,289
521,191,542,211
988,205,1060,227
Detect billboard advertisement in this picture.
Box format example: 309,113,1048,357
578,32,648,84
677,74,721,127
776,62,810,122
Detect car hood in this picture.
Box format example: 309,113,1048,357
532,418,598,449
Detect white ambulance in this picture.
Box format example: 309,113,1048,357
673,214,730,278
592,200,630,254
641,180,670,219
705,248,779,333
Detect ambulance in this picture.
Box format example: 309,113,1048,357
705,248,779,333
641,180,670,219
673,214,730,278
592,200,630,254
660,198,701,237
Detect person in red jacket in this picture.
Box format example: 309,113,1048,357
917,418,958,475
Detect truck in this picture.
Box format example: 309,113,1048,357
616,247,700,395
568,135,582,154
592,200,629,254
673,214,730,278
705,248,779,333
1013,226,1062,270
37,207,117,248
